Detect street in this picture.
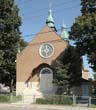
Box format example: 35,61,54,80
0,104,96,110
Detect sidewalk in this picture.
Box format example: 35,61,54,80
0,104,96,110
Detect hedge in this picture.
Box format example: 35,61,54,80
36,95,73,105
0,94,10,102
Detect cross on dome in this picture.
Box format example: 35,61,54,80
46,4,57,31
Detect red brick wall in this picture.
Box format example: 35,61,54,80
16,25,68,82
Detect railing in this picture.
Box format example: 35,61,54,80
21,94,96,106
0,93,96,106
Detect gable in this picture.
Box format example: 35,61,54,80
29,25,66,45
16,25,68,81
17,25,68,59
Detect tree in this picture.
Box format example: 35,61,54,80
0,0,26,92
70,0,96,71
52,45,82,94
52,60,68,86
92,72,96,95
93,72,96,81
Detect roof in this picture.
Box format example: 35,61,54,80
61,23,69,39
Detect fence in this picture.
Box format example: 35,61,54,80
0,93,96,106
22,94,96,106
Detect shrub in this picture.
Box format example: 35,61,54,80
0,93,22,103
36,95,73,105
91,99,96,105
0,94,10,102
36,98,52,104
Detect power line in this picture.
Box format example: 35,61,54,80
0,36,68,51
0,1,80,21
0,26,70,39
0,27,71,51
22,3,80,20
15,0,33,5
22,28,61,38
22,27,71,38
21,0,78,16
21,2,80,18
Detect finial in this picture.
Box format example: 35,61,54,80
49,3,52,10
46,4,57,31
62,20,66,28
48,3,52,14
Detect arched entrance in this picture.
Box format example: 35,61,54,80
40,67,53,92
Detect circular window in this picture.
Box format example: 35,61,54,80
39,43,54,58
40,67,53,74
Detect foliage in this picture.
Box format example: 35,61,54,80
0,0,27,91
93,73,96,81
0,93,22,103
52,60,69,86
70,0,96,71
91,98,96,105
92,73,96,95
52,45,82,94
0,94,10,102
36,95,72,105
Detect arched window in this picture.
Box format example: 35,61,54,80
40,67,53,74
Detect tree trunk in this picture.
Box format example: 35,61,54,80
10,79,13,93
67,86,71,95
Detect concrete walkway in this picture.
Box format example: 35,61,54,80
0,104,96,110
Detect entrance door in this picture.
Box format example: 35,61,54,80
82,82,89,96
40,67,53,92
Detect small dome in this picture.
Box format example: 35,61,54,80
46,8,57,31
61,23,69,40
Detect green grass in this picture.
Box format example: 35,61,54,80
0,94,10,103
0,93,22,103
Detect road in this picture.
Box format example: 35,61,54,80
0,104,96,110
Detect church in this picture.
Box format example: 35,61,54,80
16,8,91,98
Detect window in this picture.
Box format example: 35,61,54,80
40,67,53,74
39,43,54,58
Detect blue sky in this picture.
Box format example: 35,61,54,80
15,0,93,78
15,0,81,41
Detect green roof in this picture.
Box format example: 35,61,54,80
61,24,69,39
46,9,57,31
47,9,54,23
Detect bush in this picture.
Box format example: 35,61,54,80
36,95,73,105
91,98,96,105
0,94,10,102
0,93,22,103
36,98,53,104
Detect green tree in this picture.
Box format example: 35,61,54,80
0,0,26,92
93,72,96,81
52,45,82,94
93,72,96,95
70,0,96,71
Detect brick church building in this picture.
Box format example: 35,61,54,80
16,8,90,98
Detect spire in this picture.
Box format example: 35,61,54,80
46,5,57,31
61,21,69,40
